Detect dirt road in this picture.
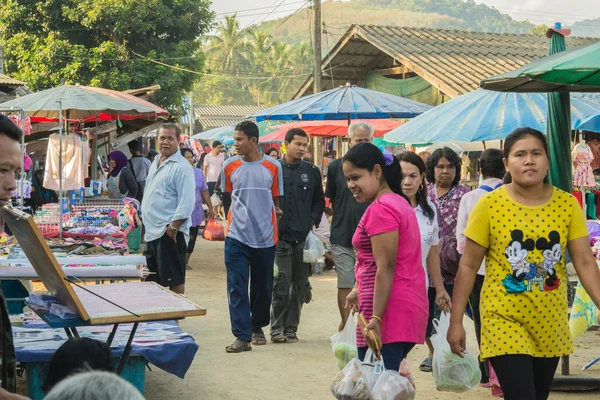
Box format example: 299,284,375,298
145,239,600,399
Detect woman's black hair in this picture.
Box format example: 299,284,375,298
196,152,207,168
180,148,194,158
479,148,505,179
398,151,435,221
342,143,405,199
42,338,112,392
265,147,279,157
425,147,462,186
503,127,549,159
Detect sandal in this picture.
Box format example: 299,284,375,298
271,333,286,343
284,332,299,343
225,339,252,353
419,356,433,372
252,332,267,346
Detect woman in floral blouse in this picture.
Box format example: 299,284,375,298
419,147,469,372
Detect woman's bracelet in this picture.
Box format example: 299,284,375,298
371,315,382,324
352,287,358,293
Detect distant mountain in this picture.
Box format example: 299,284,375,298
257,0,535,49
571,18,600,38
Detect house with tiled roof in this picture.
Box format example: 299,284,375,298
192,104,265,131
294,25,598,103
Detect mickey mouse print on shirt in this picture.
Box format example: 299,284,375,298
502,229,562,294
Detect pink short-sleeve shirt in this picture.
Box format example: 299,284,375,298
352,193,428,347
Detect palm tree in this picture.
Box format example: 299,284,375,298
290,41,313,76
245,30,272,74
204,15,250,74
259,42,295,105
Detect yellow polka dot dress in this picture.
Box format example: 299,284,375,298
464,186,588,359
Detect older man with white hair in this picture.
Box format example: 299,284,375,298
325,121,373,331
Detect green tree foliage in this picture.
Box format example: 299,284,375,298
359,0,532,33
0,0,214,113
197,15,313,107
529,24,550,36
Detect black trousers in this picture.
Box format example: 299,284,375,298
489,355,559,400
470,274,489,382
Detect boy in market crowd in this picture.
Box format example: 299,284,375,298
222,121,283,353
270,128,325,343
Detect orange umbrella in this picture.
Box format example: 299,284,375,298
259,119,403,143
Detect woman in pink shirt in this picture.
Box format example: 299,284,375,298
344,143,428,371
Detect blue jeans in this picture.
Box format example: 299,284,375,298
224,237,276,341
358,342,416,371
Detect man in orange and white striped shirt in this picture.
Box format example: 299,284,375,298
222,121,283,353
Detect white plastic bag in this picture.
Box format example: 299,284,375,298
303,231,325,263
210,193,222,208
431,312,481,393
371,370,415,400
330,313,358,370
331,359,373,400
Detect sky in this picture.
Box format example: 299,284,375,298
211,0,600,28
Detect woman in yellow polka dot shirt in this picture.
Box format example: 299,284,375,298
448,127,600,400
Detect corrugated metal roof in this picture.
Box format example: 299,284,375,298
295,25,599,99
0,74,25,86
193,104,266,130
199,118,247,129
193,105,264,119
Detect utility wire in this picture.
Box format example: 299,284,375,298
215,1,306,16
130,49,323,79
272,1,310,31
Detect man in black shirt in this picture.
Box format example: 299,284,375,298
270,129,325,343
325,121,373,331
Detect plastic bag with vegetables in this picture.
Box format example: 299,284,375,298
330,359,373,400
431,312,481,393
371,369,415,400
330,313,358,370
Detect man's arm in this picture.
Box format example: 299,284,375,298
171,165,195,229
325,161,336,205
272,162,283,218
311,168,326,227
203,155,209,178
456,195,470,254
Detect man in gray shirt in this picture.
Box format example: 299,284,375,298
128,140,151,202
325,122,372,331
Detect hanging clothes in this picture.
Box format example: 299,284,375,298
587,139,600,170
44,133,88,191
586,191,597,219
572,144,597,188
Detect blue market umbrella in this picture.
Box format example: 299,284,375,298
190,121,278,141
190,125,235,141
384,89,600,144
250,83,432,122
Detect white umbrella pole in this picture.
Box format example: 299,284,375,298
58,101,63,240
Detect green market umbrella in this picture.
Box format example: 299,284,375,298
547,28,572,192
480,41,600,93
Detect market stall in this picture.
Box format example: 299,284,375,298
2,84,168,239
